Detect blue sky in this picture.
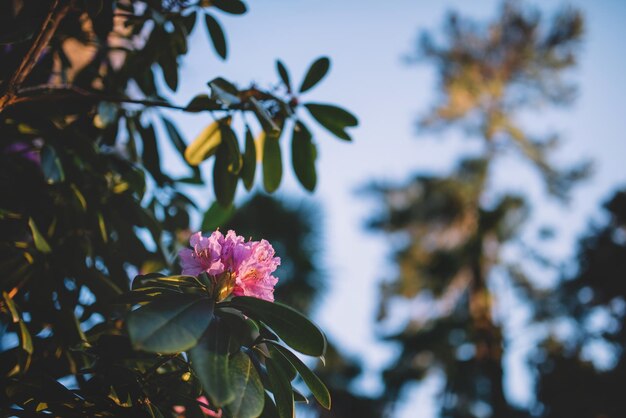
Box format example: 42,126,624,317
162,0,626,416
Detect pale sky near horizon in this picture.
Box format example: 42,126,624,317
161,1,626,416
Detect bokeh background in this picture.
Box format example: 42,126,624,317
156,1,625,416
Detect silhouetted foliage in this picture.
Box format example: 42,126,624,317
533,189,626,418
367,2,586,417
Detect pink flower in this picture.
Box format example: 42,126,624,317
179,231,225,277
173,396,222,418
179,230,280,301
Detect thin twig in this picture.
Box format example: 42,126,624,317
0,0,74,113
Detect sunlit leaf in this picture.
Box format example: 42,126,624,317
226,351,265,418
28,218,51,253
185,121,222,166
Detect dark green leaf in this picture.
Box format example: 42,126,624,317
241,127,257,190
201,201,235,231
188,318,235,406
41,144,65,184
291,121,317,192
220,124,242,174
28,218,51,253
304,103,358,141
262,132,282,193
276,60,291,92
127,293,214,353
158,49,179,91
267,345,297,382
182,11,197,35
204,13,227,59
268,343,331,409
229,297,326,357
299,57,330,93
226,351,265,418
185,94,222,112
213,142,239,207
212,0,247,15
139,123,166,184
266,358,294,418
259,393,279,418
162,117,187,156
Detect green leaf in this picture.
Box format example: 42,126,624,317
267,345,297,382
18,319,34,355
182,11,197,35
213,142,239,207
259,393,279,418
212,0,247,15
185,94,222,112
162,117,187,156
262,132,282,193
28,217,51,253
204,13,227,59
241,127,257,190
266,358,294,418
229,297,326,357
188,318,235,406
139,122,166,184
267,343,331,409
41,144,65,184
158,48,179,91
304,103,358,141
276,60,291,92
185,121,222,166
220,124,242,174
299,57,330,93
226,351,265,418
201,201,235,230
127,293,214,353
291,121,317,192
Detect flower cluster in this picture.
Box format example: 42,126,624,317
179,230,280,302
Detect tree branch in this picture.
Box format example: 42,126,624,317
0,0,73,114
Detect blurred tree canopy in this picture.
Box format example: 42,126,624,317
0,0,357,416
533,189,626,418
366,2,589,417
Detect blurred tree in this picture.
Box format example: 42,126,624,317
0,0,356,416
532,189,626,418
367,2,586,417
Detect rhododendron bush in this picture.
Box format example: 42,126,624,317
0,0,355,417
126,230,330,417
